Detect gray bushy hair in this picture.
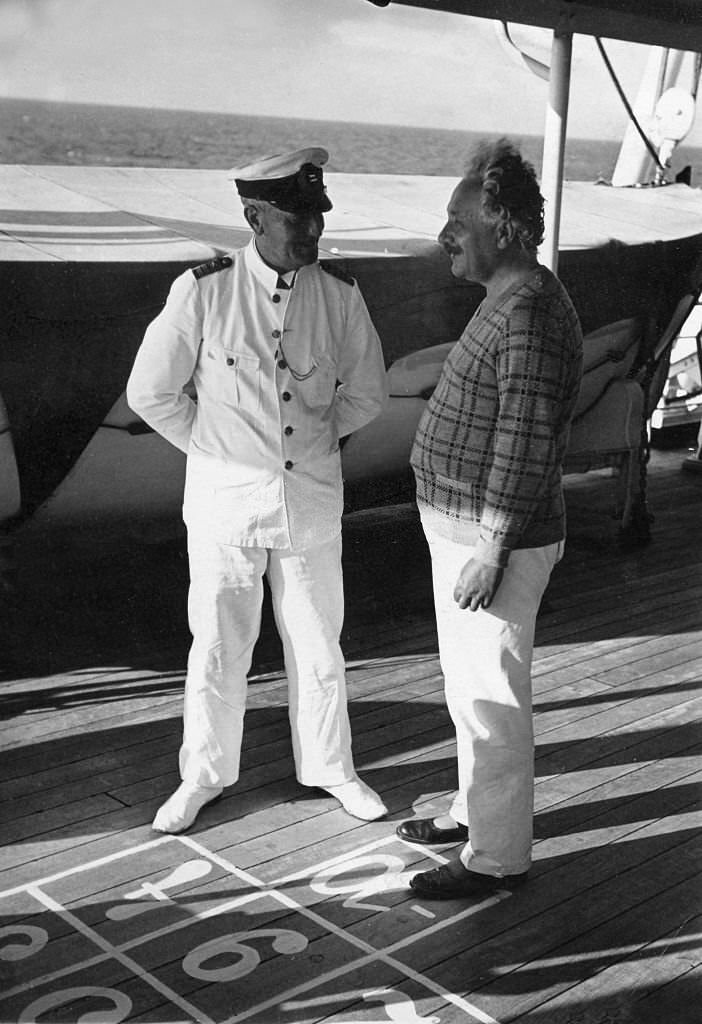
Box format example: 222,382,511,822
463,138,545,253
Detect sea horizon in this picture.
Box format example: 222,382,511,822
2,96,701,185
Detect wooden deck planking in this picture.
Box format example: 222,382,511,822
13,655,699,864
422,838,702,1023
0,444,701,1023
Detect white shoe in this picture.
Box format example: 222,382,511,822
152,782,223,834
322,776,387,821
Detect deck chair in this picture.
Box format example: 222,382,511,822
564,317,646,543
565,288,702,546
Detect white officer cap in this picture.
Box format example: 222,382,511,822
229,147,332,213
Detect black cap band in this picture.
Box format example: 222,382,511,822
235,162,332,213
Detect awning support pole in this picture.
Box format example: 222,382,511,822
541,30,573,273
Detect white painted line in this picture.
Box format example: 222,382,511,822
113,890,268,953
0,832,506,1024
177,836,275,892
0,834,176,899
1,887,269,1004
268,832,403,885
182,837,505,1024
282,985,441,1023
269,832,447,887
221,948,383,1024
0,949,113,1003
381,951,503,1024
105,858,214,919
384,893,510,957
21,886,216,1024
115,888,270,950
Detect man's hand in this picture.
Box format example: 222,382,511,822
453,558,504,611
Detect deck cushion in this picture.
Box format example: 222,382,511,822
574,317,641,418
386,341,455,397
387,318,642,410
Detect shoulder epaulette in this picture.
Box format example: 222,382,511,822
192,255,233,279
321,262,355,287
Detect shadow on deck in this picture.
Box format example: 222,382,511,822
0,441,700,1024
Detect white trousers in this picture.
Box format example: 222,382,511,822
423,521,563,877
179,530,355,789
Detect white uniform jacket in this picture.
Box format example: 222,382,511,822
127,241,387,550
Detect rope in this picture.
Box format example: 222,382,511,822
596,37,665,175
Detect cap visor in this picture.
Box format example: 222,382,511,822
273,195,333,215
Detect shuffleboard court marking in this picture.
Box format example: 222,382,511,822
411,904,436,918
182,835,505,1024
18,885,216,1024
0,834,176,900
0,832,507,1023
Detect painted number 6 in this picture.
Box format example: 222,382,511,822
183,928,308,982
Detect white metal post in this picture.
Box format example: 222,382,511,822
541,30,573,273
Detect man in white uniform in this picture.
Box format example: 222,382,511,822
127,147,388,834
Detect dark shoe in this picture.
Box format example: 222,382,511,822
409,859,528,900
396,817,469,845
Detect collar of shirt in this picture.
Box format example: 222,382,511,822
246,239,299,292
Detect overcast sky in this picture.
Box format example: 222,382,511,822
1,0,700,145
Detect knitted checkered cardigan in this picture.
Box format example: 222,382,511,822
411,266,583,567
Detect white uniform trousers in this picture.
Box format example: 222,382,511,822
423,520,563,877
179,529,355,789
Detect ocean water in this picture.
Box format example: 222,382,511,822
2,96,701,184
